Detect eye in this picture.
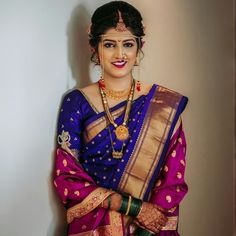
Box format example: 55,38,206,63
104,42,115,48
124,42,135,48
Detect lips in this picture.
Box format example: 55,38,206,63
112,60,127,68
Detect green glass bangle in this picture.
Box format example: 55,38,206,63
129,197,142,217
118,195,129,214
107,195,111,209
135,227,155,236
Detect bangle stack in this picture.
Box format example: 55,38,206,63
118,195,142,217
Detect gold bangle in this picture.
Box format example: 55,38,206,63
125,195,132,215
136,202,143,218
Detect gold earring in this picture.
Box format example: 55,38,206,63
135,51,141,66
94,54,100,65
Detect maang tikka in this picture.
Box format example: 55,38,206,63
115,11,127,32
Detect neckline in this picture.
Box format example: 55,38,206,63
77,84,157,115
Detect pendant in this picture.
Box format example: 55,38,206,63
112,151,123,159
115,125,129,141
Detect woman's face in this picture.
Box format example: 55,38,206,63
98,28,138,80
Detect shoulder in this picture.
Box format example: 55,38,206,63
59,88,85,111
152,84,188,108
154,84,188,100
79,82,99,97
62,88,82,100
136,81,153,97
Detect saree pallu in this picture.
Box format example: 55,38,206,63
54,84,188,235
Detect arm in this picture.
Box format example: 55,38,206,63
54,91,131,232
54,92,115,222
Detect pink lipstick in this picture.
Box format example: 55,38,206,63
112,61,127,69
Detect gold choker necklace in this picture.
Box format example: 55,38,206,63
104,87,130,100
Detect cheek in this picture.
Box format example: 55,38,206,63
128,52,137,63
98,49,113,62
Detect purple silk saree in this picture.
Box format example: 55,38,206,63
54,84,188,236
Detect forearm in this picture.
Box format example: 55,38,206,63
101,192,122,211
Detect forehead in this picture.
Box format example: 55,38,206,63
101,28,137,41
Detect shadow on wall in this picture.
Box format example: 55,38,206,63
47,4,91,236
67,4,92,88
47,151,67,236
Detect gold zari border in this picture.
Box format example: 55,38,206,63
67,188,114,224
162,216,178,230
118,86,182,199
68,211,123,236
83,106,125,144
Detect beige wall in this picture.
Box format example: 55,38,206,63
0,1,234,236
126,1,235,235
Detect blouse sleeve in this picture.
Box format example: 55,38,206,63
57,91,82,158
149,120,188,210
54,91,99,206
54,91,114,229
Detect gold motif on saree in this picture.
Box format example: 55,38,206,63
68,214,123,236
171,150,176,157
109,211,123,235
177,172,182,179
164,165,169,172
161,216,178,230
63,159,68,167
64,188,68,196
69,226,112,236
166,195,172,203
156,180,161,187
58,130,71,148
180,159,185,166
57,130,79,158
56,169,60,176
74,191,80,196
67,188,114,224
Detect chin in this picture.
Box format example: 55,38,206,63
113,75,130,79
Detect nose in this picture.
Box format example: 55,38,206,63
114,44,123,59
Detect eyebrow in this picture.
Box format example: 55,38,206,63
102,38,136,43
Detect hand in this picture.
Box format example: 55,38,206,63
136,202,167,234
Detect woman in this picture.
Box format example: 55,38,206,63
54,1,188,235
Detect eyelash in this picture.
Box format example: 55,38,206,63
103,42,135,48
124,42,135,48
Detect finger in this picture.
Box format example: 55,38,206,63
156,205,166,212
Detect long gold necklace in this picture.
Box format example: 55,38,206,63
106,121,125,159
99,79,135,142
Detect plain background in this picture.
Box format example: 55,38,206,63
0,0,235,235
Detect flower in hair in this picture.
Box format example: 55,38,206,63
87,23,93,38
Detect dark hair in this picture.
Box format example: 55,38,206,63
89,1,145,63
